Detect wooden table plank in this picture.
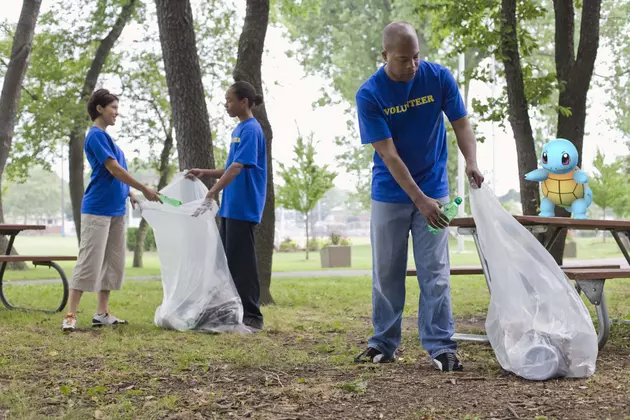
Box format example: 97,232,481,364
451,216,630,230
0,255,77,262
0,224,46,232
563,268,630,280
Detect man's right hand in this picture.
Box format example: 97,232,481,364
414,195,449,230
142,187,162,203
186,168,204,179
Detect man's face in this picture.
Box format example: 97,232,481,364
382,37,420,82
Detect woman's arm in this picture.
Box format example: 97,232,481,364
104,159,161,202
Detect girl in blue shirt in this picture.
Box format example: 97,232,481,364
187,81,267,332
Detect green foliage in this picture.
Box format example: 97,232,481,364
600,0,630,138
276,0,493,208
306,238,322,251
126,226,157,252
0,0,139,182
276,133,337,216
278,237,299,252
2,167,68,222
589,148,630,218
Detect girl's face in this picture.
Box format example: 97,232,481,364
96,100,119,126
224,88,247,118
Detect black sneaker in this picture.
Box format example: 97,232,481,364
354,347,394,363
243,317,264,332
432,353,463,372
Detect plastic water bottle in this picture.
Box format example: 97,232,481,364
428,196,463,234
158,194,182,207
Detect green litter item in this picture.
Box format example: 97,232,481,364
428,196,462,234
158,194,182,207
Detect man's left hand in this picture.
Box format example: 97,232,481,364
466,163,484,189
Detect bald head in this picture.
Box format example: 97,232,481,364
381,21,420,82
382,21,418,53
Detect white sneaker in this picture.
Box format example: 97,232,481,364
92,312,128,327
62,313,77,332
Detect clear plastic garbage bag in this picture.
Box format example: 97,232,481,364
139,172,247,334
469,184,598,380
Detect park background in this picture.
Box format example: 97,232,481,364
1,0,630,419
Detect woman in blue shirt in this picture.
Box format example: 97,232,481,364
62,89,162,332
187,81,267,332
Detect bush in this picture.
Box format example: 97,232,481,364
323,232,351,247
279,237,299,252
307,238,322,251
127,227,157,252
329,232,342,245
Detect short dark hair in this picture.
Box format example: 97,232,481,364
230,81,263,108
87,88,119,121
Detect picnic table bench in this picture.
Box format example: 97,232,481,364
0,224,77,313
406,216,630,350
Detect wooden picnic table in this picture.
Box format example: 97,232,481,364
448,216,630,349
0,224,76,313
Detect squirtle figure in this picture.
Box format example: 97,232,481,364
524,138,592,219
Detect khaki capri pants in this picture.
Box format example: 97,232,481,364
70,214,126,293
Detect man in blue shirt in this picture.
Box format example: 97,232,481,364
188,81,267,332
354,21,484,371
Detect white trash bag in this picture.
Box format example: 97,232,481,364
469,184,598,380
139,172,247,333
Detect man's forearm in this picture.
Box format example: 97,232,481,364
452,117,478,164
381,154,427,203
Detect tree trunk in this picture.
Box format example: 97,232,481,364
500,0,540,217
305,213,310,260
154,0,215,183
0,0,42,271
132,131,173,267
233,0,275,305
547,0,602,264
69,0,138,243
133,218,148,268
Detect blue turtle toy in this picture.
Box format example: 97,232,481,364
524,138,592,219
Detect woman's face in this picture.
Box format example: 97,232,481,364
97,100,119,126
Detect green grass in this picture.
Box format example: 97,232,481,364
0,275,629,419
2,234,625,281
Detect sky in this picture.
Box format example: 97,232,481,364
1,0,628,199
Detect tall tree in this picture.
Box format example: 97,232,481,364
499,0,540,216
542,0,601,261
437,0,601,262
233,0,276,305
154,0,216,183
276,133,337,260
68,0,139,243
0,0,42,269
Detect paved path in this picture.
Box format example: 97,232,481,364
5,257,628,286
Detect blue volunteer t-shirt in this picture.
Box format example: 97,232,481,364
218,118,267,223
81,126,130,217
356,61,467,203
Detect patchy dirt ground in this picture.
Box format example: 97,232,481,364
3,317,627,420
